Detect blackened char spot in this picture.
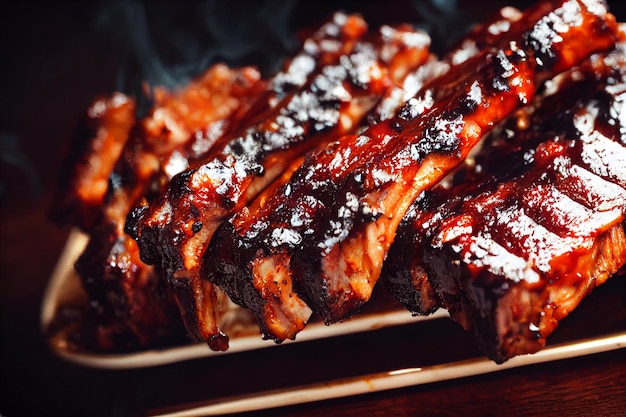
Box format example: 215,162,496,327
459,93,478,114
227,140,247,157
247,162,265,177
523,14,559,71
134,223,162,265
398,102,417,121
192,221,203,233
411,109,462,160
390,119,403,133
124,205,149,239
169,170,194,199
490,50,517,93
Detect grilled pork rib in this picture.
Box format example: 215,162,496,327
127,14,373,349
288,0,618,325
64,64,267,350
202,0,619,344
205,26,433,341
126,13,372,349
383,32,626,318
202,5,530,342
384,40,626,362
49,1,623,361
128,13,408,348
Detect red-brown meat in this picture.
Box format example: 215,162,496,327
60,64,267,350
51,93,136,232
127,13,386,348
205,25,433,341
384,40,626,362
201,0,618,346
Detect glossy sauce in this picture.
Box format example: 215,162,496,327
387,37,626,362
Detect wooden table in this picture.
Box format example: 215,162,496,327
1,1,625,416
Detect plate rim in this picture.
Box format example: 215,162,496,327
41,229,448,369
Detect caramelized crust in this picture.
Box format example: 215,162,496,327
128,13,388,347
427,141,626,362
205,25,433,341
205,0,618,344
202,5,528,342
50,1,624,360
385,41,626,362
293,0,618,325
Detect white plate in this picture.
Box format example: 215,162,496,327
40,229,448,369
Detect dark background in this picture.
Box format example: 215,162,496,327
1,1,625,416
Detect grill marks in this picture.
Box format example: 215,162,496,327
202,0,619,345
107,0,625,361
204,25,438,342
383,41,626,362
128,13,374,347
129,13,433,346
428,138,626,363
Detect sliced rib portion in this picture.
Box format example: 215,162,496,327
205,25,433,341
383,32,626,317
73,222,184,350
128,13,422,348
114,16,369,349
204,0,618,341
108,64,266,221
290,0,618,325
385,41,626,363
65,64,266,351
202,5,528,342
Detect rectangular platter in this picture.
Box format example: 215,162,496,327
41,230,626,416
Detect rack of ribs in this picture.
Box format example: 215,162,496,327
127,13,433,349
203,5,526,342
49,0,626,362
382,27,626,318
201,0,619,345
383,36,626,362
